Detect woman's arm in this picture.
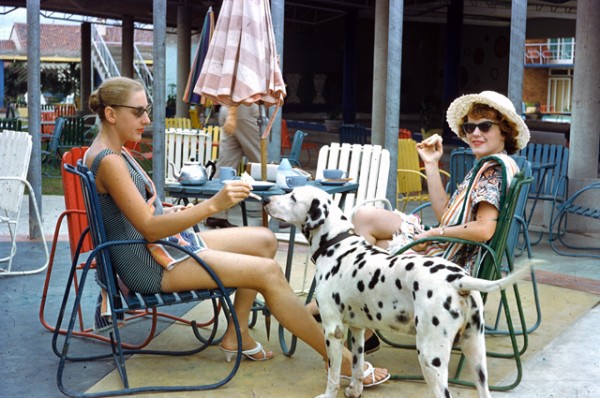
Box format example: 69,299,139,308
96,153,251,242
414,201,498,244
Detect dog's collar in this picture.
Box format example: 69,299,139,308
311,230,356,263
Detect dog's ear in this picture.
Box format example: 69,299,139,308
302,198,327,234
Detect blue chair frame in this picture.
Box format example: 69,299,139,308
54,162,242,397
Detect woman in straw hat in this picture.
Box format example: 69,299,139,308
353,90,530,275
85,77,389,386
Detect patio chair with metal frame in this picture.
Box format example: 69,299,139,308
54,161,242,397
0,130,49,276
377,157,534,391
41,147,216,350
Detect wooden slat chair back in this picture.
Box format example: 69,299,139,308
0,118,23,131
517,143,569,242
55,162,242,397
54,103,77,117
204,124,221,160
60,116,86,149
165,128,213,182
165,117,192,129
0,130,49,275
396,138,450,211
315,142,390,215
338,123,370,145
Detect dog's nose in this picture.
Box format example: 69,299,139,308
262,196,271,205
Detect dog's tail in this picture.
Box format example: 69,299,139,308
455,265,531,294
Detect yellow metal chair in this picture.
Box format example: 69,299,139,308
396,138,450,211
204,124,221,161
189,106,201,129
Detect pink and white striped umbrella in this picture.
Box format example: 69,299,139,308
194,0,286,111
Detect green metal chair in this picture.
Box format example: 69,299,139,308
377,156,534,391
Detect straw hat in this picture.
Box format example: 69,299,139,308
446,90,530,150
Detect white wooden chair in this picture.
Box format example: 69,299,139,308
165,128,213,182
292,143,390,292
315,142,391,216
0,130,49,275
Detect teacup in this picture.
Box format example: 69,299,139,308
219,167,237,182
285,175,308,188
323,169,345,180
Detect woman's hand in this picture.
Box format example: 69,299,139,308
416,134,443,164
211,180,253,211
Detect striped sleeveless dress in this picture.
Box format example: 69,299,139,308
91,149,164,294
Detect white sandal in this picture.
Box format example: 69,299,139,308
219,342,272,363
339,361,390,388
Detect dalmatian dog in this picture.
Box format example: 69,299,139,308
264,186,527,398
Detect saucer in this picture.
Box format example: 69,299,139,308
318,178,351,186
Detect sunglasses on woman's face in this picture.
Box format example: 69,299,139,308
462,121,498,134
110,104,152,118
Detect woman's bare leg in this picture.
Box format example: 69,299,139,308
161,226,388,382
352,207,404,249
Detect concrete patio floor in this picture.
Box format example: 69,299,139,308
2,195,600,397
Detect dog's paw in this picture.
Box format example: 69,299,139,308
344,384,363,398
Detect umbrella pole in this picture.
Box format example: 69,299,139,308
257,103,269,182
257,103,269,227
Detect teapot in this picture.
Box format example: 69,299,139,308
169,159,216,185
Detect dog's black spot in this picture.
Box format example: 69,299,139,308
326,339,330,347
414,315,419,327
378,301,384,308
446,265,464,273
472,311,482,331
332,292,341,306
423,260,435,267
388,257,399,268
470,295,478,308
412,291,416,300
376,313,382,321
353,355,357,365
396,311,409,324
443,296,452,311
356,259,367,270
413,281,419,291
357,280,365,292
446,273,464,283
368,269,381,289
405,262,415,271
349,311,355,318
395,278,403,290
380,274,386,283
352,269,358,278
432,316,439,326
445,388,451,398
432,357,441,367
340,303,345,312
478,367,486,385
325,272,331,280
430,264,446,273
358,346,364,354
427,290,433,299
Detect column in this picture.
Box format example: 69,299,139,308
507,0,527,110
80,22,92,113
122,15,134,78
371,0,389,145
176,5,191,118
153,0,167,197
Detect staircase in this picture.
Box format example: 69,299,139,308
91,25,154,103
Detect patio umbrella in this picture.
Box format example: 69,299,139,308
194,0,286,181
183,7,215,124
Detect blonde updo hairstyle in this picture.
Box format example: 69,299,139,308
88,77,145,122
460,103,521,155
